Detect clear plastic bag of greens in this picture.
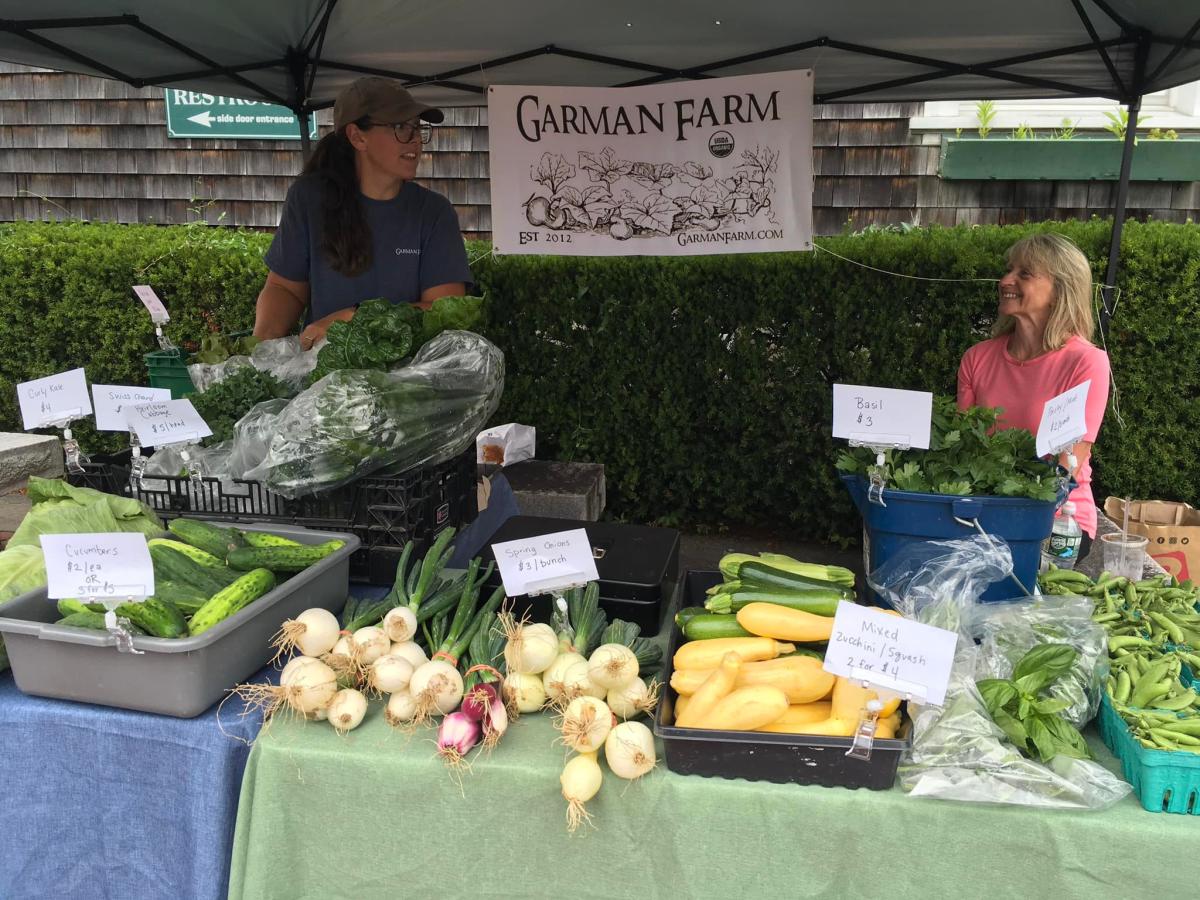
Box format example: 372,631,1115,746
973,595,1108,728
874,538,1130,810
249,337,320,393
244,331,504,498
188,355,254,392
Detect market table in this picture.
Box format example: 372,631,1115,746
0,666,267,900
228,709,1194,900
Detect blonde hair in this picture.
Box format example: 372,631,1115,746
992,233,1095,351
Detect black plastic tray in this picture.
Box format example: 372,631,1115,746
479,515,680,633
68,447,477,584
653,571,910,790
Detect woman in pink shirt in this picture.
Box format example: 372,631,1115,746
957,233,1111,555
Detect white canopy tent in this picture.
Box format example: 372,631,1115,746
3,0,1199,326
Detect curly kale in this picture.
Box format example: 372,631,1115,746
187,366,292,444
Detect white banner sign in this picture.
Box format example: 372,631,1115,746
488,70,813,256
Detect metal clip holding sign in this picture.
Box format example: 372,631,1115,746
45,413,89,475
844,671,919,761
132,285,175,351
175,443,208,499
87,587,150,655
128,428,147,491
847,432,912,508
529,572,590,642
1043,437,1079,512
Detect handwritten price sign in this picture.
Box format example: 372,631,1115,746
91,384,172,432
1036,380,1090,458
491,528,600,596
125,399,212,447
40,532,155,601
832,384,932,449
17,368,92,430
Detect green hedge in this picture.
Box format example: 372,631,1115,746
1,218,1197,540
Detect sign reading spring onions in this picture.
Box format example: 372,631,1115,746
491,529,600,596
488,70,813,257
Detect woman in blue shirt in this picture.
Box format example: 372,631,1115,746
255,77,473,348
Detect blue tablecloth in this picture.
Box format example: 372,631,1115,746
0,476,521,900
0,667,267,900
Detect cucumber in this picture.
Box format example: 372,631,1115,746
227,540,345,573
167,518,246,560
737,561,855,599
150,544,239,594
188,568,277,637
55,610,109,630
156,579,211,617
236,529,304,549
57,598,93,617
682,614,755,641
115,596,188,638
149,537,227,568
704,588,847,617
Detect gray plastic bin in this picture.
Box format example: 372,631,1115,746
0,522,359,718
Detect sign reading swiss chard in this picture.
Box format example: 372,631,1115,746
488,71,813,256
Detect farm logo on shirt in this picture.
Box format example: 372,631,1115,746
394,248,421,255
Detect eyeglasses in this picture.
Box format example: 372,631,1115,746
366,119,433,145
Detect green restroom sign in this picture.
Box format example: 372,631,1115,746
164,89,317,140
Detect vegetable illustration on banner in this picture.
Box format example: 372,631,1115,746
489,71,813,256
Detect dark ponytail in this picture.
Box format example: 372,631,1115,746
302,127,372,276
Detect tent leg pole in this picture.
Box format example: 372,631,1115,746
298,115,312,162
1099,96,1140,337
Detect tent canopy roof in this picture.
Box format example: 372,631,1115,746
1,1,1198,111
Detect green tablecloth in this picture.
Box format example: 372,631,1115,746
228,707,1195,900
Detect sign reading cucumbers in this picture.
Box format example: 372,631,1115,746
164,89,317,140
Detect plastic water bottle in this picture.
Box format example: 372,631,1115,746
1040,501,1083,571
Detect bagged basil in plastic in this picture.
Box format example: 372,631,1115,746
243,331,504,498
873,537,1130,810
973,595,1108,729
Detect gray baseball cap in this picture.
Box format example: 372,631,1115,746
333,77,444,131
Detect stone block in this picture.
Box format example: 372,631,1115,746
0,432,63,493
502,460,605,522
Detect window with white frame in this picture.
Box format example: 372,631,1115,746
909,80,1200,133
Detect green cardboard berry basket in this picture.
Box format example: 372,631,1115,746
1098,694,1200,815
144,348,196,398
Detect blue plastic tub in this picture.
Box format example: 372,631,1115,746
842,474,1058,603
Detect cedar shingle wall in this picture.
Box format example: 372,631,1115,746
2,64,1198,237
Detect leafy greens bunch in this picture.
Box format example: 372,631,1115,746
836,396,1059,501
977,644,1092,763
187,366,292,444
307,295,486,385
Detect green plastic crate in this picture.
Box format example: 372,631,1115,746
144,348,195,399
1099,694,1200,815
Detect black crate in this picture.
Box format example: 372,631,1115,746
652,570,910,790
68,448,478,584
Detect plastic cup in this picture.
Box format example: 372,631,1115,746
1100,532,1149,582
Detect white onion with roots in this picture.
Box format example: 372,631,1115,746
272,608,340,661
389,641,428,670
558,696,614,754
499,612,559,675
368,654,415,695
327,688,368,734
504,672,547,713
588,643,639,690
385,690,419,727
382,606,418,643
408,659,465,722
604,721,657,780
542,652,586,708
351,626,391,666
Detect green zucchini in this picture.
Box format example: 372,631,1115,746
737,561,855,598
705,588,847,617
236,529,304,549
187,568,276,636
115,596,187,638
227,540,345,574
674,606,716,629
167,518,246,560
681,614,755,641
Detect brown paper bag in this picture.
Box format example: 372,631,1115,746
1105,497,1200,582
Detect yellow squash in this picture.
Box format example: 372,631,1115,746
673,637,795,670
690,686,789,731
675,652,741,728
670,655,835,704
735,602,835,643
